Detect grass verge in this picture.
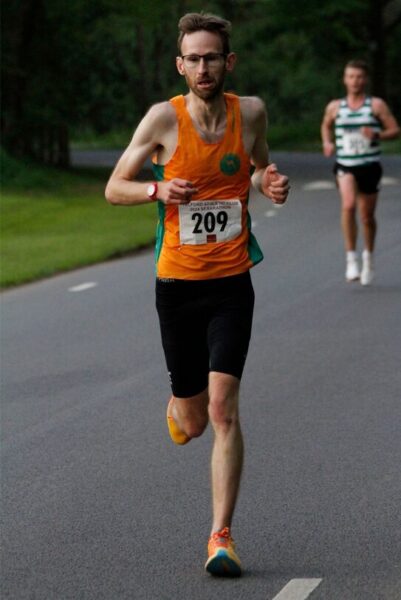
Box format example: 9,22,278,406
71,123,401,153
0,151,157,289
1,132,399,290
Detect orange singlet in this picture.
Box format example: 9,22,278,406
152,93,263,280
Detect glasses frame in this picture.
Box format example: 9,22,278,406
180,53,227,68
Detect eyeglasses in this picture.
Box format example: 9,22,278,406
180,53,227,69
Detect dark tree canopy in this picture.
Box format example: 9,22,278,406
1,0,400,166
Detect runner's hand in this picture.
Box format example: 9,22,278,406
360,126,377,141
323,141,335,157
158,179,198,204
261,163,290,205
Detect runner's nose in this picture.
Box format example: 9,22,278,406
197,58,209,72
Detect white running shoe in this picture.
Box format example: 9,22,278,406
361,251,374,286
345,253,360,282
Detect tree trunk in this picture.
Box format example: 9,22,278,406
368,0,386,97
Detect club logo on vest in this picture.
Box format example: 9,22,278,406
220,153,240,175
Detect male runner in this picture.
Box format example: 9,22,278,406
105,12,290,576
321,59,399,285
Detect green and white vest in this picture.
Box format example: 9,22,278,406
335,97,381,166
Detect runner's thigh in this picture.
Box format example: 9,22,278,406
207,272,255,380
156,279,209,398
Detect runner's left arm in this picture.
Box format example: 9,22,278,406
361,98,401,141
248,98,290,205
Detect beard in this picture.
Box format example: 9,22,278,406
184,72,226,101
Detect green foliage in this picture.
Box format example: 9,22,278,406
267,121,321,151
227,0,401,126
2,0,400,162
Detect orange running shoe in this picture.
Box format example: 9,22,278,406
166,398,190,445
205,527,242,577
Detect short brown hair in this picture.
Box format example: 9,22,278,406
177,12,231,55
345,59,370,75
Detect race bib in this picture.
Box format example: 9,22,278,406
178,199,242,245
342,131,370,155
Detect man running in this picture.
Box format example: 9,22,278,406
321,59,400,285
105,12,290,576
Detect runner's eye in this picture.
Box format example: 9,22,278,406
181,54,226,68
185,55,200,66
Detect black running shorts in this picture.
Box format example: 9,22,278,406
155,271,255,398
333,161,382,194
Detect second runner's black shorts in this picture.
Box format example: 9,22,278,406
333,161,382,194
155,271,255,398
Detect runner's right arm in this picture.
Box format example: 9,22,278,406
321,100,339,157
105,102,197,206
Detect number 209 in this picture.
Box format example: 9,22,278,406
192,211,228,234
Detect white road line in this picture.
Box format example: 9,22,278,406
381,176,399,186
272,578,323,600
265,210,277,218
303,176,399,192
68,282,98,292
303,181,335,191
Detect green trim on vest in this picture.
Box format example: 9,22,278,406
152,164,165,271
246,193,263,265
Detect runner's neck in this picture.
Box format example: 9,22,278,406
185,93,227,142
346,93,366,110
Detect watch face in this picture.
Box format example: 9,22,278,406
147,184,156,198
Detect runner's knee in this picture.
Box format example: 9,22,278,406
208,395,239,432
174,395,209,438
359,211,375,227
180,415,208,438
342,203,356,214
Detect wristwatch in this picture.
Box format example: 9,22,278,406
147,182,158,201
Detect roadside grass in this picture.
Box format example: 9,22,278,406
72,123,401,153
1,126,400,290
71,122,324,152
0,153,157,289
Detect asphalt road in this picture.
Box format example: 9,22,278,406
2,153,401,599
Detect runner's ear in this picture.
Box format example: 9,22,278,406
176,56,185,76
225,53,237,72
